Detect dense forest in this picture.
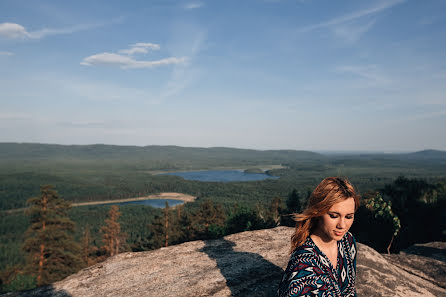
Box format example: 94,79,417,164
1,143,445,293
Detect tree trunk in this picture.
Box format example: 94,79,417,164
387,234,395,255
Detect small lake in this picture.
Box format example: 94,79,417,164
96,199,184,208
163,170,279,182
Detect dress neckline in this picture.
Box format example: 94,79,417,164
308,236,341,280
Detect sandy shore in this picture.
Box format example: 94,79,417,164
72,192,197,207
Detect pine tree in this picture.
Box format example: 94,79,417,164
22,185,82,286
164,201,169,247
81,225,97,266
100,205,127,258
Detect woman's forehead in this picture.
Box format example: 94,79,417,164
328,197,356,213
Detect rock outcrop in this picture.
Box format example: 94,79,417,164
3,227,445,297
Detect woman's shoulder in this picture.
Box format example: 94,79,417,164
288,237,325,268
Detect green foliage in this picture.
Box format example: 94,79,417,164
22,185,83,286
1,271,36,293
365,193,401,237
225,206,265,234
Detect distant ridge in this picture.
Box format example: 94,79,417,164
403,149,446,159
0,142,324,164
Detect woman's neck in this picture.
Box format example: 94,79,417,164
310,231,337,250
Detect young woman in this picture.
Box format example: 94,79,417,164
278,177,360,297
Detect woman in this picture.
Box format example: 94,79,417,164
278,177,360,297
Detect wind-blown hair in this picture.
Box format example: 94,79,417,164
290,177,360,253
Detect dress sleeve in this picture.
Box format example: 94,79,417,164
278,253,332,297
345,232,358,297
348,232,357,273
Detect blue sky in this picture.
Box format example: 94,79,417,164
1,0,445,151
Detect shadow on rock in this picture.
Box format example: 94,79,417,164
403,244,446,263
200,238,284,297
1,285,72,297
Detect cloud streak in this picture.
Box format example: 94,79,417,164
0,21,113,39
118,43,160,55
81,53,186,69
0,51,14,56
184,2,204,10
299,0,405,32
81,42,186,69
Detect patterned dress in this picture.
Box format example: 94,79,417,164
278,232,357,297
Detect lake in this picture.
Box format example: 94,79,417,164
163,170,279,182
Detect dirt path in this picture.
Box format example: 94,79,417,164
72,192,197,207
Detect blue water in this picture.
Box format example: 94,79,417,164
163,170,279,182
116,199,184,208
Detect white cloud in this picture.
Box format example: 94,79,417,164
0,23,30,38
184,2,204,10
0,51,14,56
82,42,184,69
81,52,186,69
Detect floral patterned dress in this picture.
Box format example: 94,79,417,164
278,232,357,297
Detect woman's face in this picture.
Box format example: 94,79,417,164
315,197,355,242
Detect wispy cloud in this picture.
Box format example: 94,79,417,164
297,0,405,43
0,21,113,39
81,42,186,69
336,65,391,85
184,2,204,10
299,0,405,32
0,51,14,56
0,112,30,120
118,43,160,55
58,121,107,128
332,19,376,43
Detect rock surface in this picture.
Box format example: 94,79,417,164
3,227,445,297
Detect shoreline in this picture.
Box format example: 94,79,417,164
2,193,197,214
72,192,197,207
147,164,285,175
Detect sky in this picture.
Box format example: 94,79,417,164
1,0,445,152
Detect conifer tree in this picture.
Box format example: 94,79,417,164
164,201,169,247
22,185,82,286
81,225,97,266
100,205,127,257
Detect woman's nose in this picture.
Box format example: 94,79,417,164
337,218,346,229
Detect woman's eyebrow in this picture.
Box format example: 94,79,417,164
328,211,355,215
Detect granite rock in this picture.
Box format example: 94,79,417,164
3,227,445,297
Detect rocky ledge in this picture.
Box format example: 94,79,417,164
3,227,445,297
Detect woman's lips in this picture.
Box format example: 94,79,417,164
334,231,344,236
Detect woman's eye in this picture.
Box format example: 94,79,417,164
346,215,354,219
329,214,338,218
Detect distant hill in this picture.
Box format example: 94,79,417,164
403,149,446,160
0,142,325,166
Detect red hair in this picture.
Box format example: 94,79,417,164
290,177,360,253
